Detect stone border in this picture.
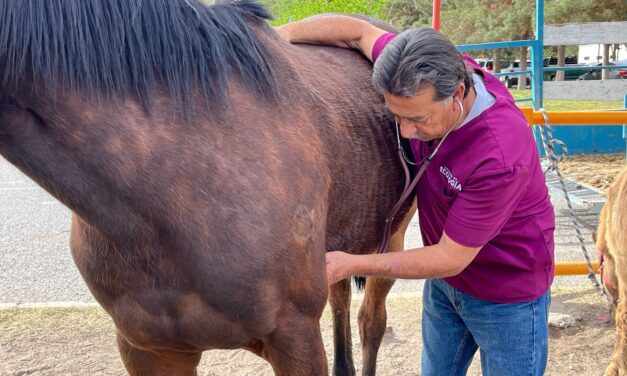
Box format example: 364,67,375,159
544,166,607,214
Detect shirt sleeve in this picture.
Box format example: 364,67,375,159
444,165,531,247
372,33,396,62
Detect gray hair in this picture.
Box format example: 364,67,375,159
372,28,473,100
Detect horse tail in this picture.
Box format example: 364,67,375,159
353,276,366,292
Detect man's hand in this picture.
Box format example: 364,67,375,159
326,251,358,285
275,25,291,41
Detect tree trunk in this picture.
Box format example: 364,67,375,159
517,46,528,90
611,44,618,61
602,44,610,80
493,49,502,74
556,45,565,81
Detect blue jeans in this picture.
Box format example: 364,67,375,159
421,279,550,376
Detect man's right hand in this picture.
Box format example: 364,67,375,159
275,25,291,42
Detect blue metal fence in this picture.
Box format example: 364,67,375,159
456,0,626,155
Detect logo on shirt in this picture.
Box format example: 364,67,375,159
440,166,462,191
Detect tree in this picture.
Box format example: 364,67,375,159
386,0,439,30
266,0,627,82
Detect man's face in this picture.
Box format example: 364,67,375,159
383,85,460,142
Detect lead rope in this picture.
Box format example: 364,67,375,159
377,152,430,253
537,108,601,291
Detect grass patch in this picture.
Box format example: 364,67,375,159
263,0,389,25
510,89,624,111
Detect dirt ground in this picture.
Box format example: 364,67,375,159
0,287,616,376
558,153,626,193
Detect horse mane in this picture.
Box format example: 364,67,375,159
0,0,278,111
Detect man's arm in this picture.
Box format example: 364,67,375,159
275,15,388,61
326,232,482,284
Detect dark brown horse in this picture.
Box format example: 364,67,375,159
0,1,414,375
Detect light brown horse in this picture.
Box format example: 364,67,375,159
0,1,414,375
596,164,627,376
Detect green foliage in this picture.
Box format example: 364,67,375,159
263,0,627,64
386,0,627,44
385,0,433,29
263,0,627,37
546,0,627,23
262,0,390,25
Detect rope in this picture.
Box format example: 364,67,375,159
537,108,601,290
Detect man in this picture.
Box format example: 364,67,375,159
277,16,554,376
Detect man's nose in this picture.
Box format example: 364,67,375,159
399,121,417,139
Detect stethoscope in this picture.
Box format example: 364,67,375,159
377,97,465,253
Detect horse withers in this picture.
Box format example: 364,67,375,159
596,164,627,375
0,1,414,375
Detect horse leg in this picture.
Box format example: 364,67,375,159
329,278,356,376
607,286,627,376
358,201,416,376
116,332,201,376
607,257,627,375
357,276,394,376
263,306,329,376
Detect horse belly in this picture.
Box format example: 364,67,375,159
111,292,260,352
70,190,330,352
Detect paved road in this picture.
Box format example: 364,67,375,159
0,159,92,303
0,157,601,304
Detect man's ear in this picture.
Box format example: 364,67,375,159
454,83,465,102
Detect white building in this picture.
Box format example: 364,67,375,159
578,43,625,64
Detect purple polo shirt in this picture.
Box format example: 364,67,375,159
373,35,555,303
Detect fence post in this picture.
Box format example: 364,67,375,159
432,0,441,31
